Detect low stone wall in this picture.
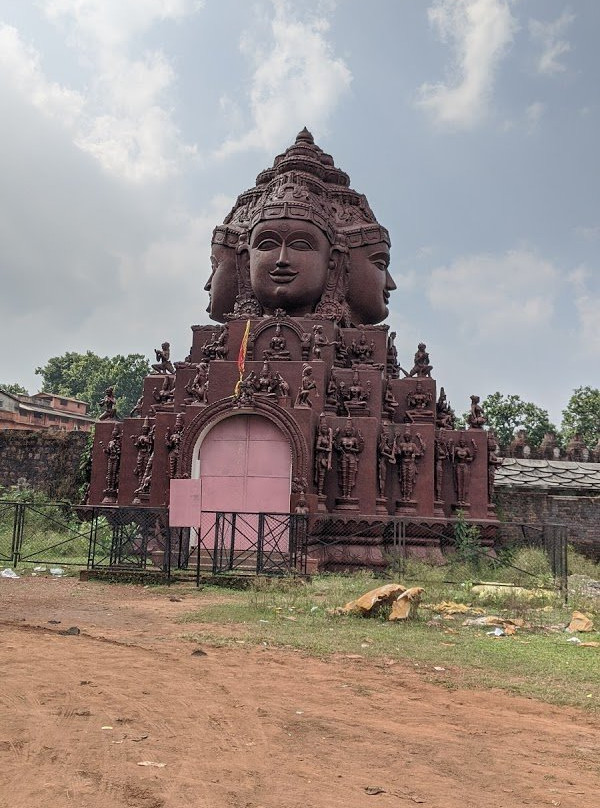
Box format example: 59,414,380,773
0,429,89,502
495,489,600,560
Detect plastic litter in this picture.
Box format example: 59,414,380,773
34,566,47,572
50,568,65,576
1,568,20,579
486,627,505,637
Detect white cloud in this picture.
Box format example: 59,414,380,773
574,225,600,242
417,0,517,129
427,249,560,336
0,2,202,182
215,0,352,158
529,10,574,76
525,100,544,131
0,25,85,125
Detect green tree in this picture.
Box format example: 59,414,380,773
0,382,29,396
561,386,600,449
35,351,151,418
474,392,558,449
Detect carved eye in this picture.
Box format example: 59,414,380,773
288,239,314,251
371,259,388,271
255,238,280,251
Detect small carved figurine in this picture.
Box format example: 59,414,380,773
311,324,332,360
132,417,154,481
130,395,143,418
487,430,503,501
201,324,229,360
434,436,449,503
435,387,455,430
165,414,185,479
334,419,364,499
348,327,375,365
233,372,256,407
294,364,318,408
382,378,399,421
394,429,425,502
467,394,486,429
100,424,122,501
386,331,400,378
401,343,432,378
263,323,290,360
405,380,433,423
314,415,333,497
272,371,290,399
377,430,396,499
185,360,209,405
452,436,478,505
152,375,175,408
152,341,175,374
98,386,118,421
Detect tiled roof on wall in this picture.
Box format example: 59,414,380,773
495,458,600,491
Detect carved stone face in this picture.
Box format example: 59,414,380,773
347,241,396,325
204,243,238,323
248,220,330,315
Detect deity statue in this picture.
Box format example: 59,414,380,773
382,378,399,421
345,224,396,326
152,342,175,374
311,324,332,360
334,419,364,500
204,224,241,322
452,436,478,505
377,430,396,499
206,129,395,326
434,436,449,503
401,343,433,378
342,370,371,416
487,430,502,501
100,425,122,502
201,324,229,360
233,372,256,408
348,327,375,365
185,360,209,405
263,322,290,360
130,395,143,418
294,364,318,408
325,369,340,410
132,421,155,503
405,381,434,423
467,395,486,429
98,386,117,421
165,414,185,479
386,331,400,378
267,371,288,399
394,430,426,502
435,387,455,430
152,375,174,410
132,417,154,481
314,415,333,498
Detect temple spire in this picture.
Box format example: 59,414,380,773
295,126,314,145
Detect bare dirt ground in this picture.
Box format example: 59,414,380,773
1,577,598,808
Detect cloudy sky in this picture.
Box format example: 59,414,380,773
1,0,598,424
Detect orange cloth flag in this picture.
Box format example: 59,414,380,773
235,319,251,395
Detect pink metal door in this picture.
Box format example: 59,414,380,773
198,414,291,513
197,415,292,560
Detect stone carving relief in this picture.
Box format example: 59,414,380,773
401,343,433,378
294,364,318,408
452,436,478,505
98,387,118,421
394,429,425,503
165,414,185,479
467,395,486,429
100,425,122,503
314,415,333,499
334,419,364,502
185,361,209,405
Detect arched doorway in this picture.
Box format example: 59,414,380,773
195,414,292,513
192,414,293,570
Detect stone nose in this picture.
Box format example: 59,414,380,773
275,242,290,267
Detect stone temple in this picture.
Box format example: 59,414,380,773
87,129,499,568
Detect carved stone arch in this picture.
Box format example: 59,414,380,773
178,397,309,485
246,318,310,361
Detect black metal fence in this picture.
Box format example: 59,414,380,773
0,501,568,599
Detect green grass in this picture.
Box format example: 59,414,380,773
177,570,600,711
